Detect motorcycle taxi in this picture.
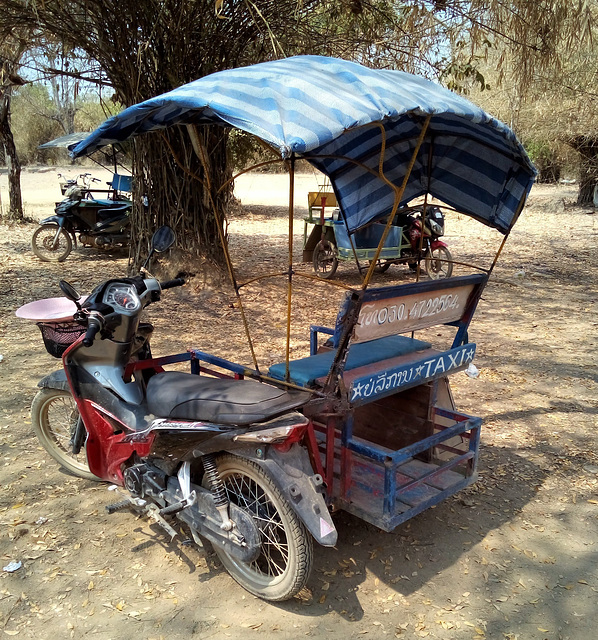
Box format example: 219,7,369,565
17,56,535,601
33,132,133,261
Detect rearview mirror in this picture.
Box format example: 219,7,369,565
151,226,176,253
59,280,81,303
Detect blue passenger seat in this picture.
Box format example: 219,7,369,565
268,334,432,387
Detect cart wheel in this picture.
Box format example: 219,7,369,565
424,246,454,279
313,240,338,279
368,259,391,273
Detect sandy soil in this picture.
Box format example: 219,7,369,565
0,168,597,640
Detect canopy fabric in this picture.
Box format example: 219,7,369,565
39,132,89,149
70,55,535,234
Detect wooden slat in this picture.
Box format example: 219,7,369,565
353,283,474,342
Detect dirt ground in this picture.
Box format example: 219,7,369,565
0,168,597,640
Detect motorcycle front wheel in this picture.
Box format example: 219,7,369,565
208,454,313,601
31,224,73,262
31,388,99,481
424,246,454,279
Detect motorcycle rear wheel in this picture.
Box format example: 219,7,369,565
31,388,99,481
31,224,73,262
424,246,454,279
208,454,313,601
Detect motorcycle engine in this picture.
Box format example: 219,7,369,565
79,234,112,248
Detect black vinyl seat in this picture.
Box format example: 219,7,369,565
146,371,310,426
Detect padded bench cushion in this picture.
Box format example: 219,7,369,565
268,334,432,387
146,371,310,425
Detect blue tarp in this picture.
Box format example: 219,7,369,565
70,56,535,234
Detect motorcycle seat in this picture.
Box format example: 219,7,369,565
146,371,310,426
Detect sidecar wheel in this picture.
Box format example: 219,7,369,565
31,388,99,481
207,454,313,601
313,240,338,279
424,246,453,279
31,224,72,262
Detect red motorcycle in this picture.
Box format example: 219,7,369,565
376,205,454,278
309,203,454,279
17,227,336,602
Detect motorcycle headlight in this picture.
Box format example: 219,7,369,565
428,219,444,236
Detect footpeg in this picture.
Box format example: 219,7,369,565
105,499,133,514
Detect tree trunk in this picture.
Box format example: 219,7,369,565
568,136,598,205
0,91,23,220
129,125,232,270
577,154,598,205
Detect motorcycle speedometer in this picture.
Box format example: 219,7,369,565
103,283,141,312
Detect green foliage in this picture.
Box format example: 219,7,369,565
443,61,491,94
227,130,279,173
75,98,118,132
11,83,120,164
11,84,62,164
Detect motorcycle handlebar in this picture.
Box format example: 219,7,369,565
82,317,102,347
160,278,186,290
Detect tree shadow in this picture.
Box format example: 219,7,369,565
252,444,549,620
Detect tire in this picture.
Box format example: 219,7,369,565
208,454,313,601
31,388,99,481
31,224,73,262
313,240,338,279
368,259,391,274
424,246,453,279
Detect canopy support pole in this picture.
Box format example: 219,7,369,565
185,125,261,373
322,117,432,396
414,134,436,284
285,155,296,382
361,116,431,289
487,187,528,276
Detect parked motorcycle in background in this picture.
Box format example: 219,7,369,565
309,201,454,280
17,227,336,601
31,172,132,262
368,205,453,278
57,172,101,195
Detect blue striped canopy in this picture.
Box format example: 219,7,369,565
70,56,535,234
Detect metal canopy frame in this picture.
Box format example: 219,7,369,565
176,113,527,392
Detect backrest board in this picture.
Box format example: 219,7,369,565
335,274,488,345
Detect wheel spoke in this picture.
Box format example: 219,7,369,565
32,389,95,480
45,397,85,460
223,470,291,579
210,455,313,600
